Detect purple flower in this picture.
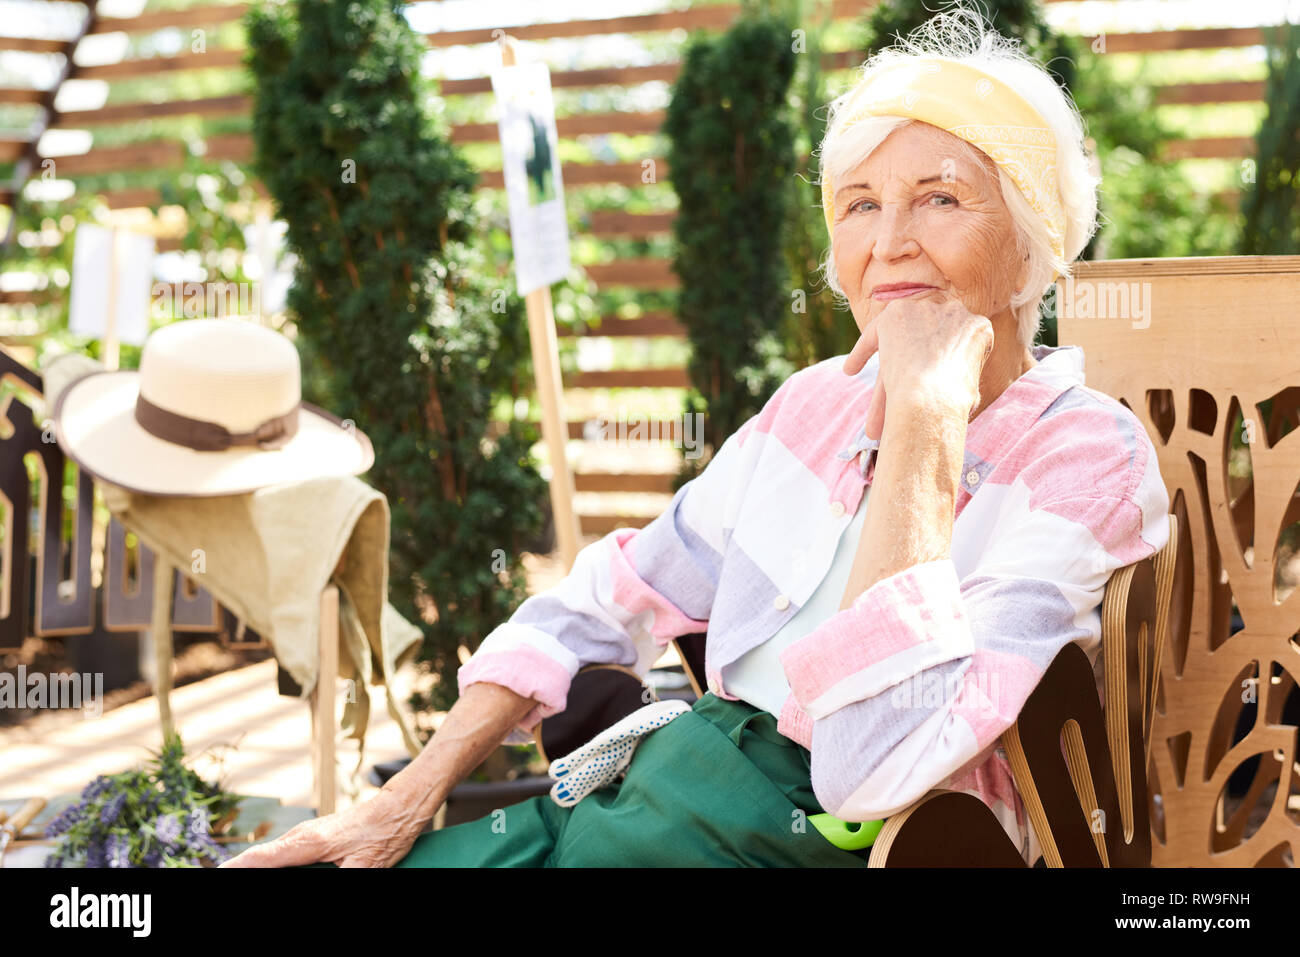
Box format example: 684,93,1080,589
160,765,188,799
43,805,80,838
99,791,127,826
84,841,106,869
142,845,164,868
80,775,112,802
106,833,132,868
154,813,182,847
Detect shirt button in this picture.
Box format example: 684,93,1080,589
966,469,981,486
773,594,790,611
829,501,845,518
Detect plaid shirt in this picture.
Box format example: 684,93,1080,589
459,342,1171,863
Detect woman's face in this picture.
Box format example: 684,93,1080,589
830,122,1028,333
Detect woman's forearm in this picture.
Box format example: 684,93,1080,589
839,395,968,609
379,681,539,828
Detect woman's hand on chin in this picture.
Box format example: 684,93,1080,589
843,296,994,441
219,785,428,868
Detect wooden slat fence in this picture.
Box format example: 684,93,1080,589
0,0,1282,532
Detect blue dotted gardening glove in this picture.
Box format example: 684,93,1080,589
548,700,692,807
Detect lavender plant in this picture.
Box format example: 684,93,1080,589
43,734,241,868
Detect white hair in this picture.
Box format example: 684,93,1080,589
817,8,1100,347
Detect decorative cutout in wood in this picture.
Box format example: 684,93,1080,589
1064,256,1300,867
29,430,95,637
103,518,220,632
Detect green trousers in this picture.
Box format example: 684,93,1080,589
387,693,872,868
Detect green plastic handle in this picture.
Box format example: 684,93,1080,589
808,813,884,851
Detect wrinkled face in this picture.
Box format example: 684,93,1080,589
831,122,1028,333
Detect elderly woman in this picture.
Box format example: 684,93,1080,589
226,13,1169,869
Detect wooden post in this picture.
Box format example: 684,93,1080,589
312,582,339,816
501,36,583,572
149,554,174,738
524,284,582,571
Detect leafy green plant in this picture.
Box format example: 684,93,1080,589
155,156,260,283
862,0,1076,87
1071,52,1235,259
0,191,110,359
783,0,858,366
665,6,800,482
43,733,241,868
244,0,547,716
1239,22,1300,254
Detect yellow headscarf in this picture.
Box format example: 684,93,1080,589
821,58,1066,262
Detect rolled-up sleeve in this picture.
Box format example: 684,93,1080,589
458,411,765,740
778,467,1170,820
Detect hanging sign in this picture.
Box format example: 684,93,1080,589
491,61,571,296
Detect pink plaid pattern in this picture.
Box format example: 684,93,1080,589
781,559,970,714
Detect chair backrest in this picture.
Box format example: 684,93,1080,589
1061,255,1300,867
1002,513,1181,866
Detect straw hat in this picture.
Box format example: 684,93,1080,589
52,318,374,498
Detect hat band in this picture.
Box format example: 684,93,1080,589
134,393,300,452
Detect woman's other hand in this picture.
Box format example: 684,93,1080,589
842,296,994,442
220,681,538,868
219,784,428,868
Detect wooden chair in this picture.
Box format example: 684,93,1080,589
1063,255,1300,866
535,512,1183,867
